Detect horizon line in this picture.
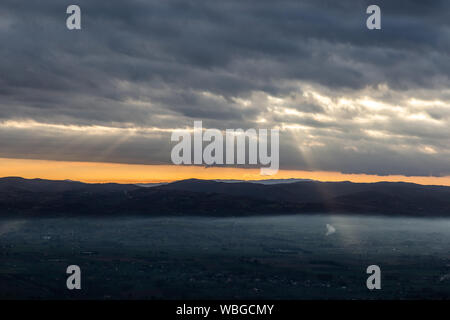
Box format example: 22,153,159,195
2,175,450,189
1,157,450,187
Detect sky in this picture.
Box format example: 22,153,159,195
0,0,450,184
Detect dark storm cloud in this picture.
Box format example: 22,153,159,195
0,0,449,176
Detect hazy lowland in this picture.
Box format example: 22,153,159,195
0,178,450,299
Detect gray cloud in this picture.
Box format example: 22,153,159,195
0,0,450,176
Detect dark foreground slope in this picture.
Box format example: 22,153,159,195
1,177,450,217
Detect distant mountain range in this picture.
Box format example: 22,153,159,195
0,177,449,217
214,178,312,185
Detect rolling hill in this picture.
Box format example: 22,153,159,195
0,177,449,217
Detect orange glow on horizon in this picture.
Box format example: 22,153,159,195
1,157,450,186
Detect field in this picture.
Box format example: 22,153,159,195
1,215,449,299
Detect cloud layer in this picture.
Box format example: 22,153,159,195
0,0,449,176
